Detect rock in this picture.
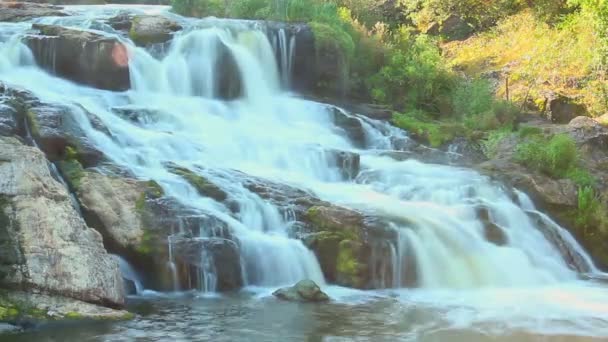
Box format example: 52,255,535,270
0,101,20,138
439,15,472,40
272,280,330,302
478,159,578,209
0,322,19,333
129,15,182,46
171,237,243,291
303,206,372,288
331,108,366,148
541,92,588,124
0,292,132,323
166,164,228,202
424,15,472,40
0,2,66,22
24,24,130,91
327,149,360,180
107,13,133,32
346,103,393,121
76,171,152,250
0,136,124,308
111,106,162,125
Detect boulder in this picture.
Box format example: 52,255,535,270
24,24,130,91
129,15,182,46
331,108,366,148
0,136,124,308
541,92,588,124
0,291,132,325
303,205,372,288
171,237,243,291
0,2,66,22
272,280,329,302
326,149,360,180
166,164,228,202
76,171,152,250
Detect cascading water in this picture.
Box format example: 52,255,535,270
2,5,608,339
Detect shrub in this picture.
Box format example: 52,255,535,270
576,186,607,236
515,133,578,178
392,110,466,147
482,129,511,158
369,32,454,110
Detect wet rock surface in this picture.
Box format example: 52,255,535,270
23,24,131,91
273,280,330,302
129,15,182,46
0,136,124,308
0,2,66,23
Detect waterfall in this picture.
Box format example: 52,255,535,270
0,7,603,295
115,255,145,295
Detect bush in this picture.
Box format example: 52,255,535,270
369,32,454,111
576,186,607,236
392,110,466,147
515,133,578,178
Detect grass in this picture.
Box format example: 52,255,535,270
392,111,466,148
443,10,604,115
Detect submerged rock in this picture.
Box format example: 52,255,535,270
0,2,66,22
0,136,124,308
24,24,130,91
129,15,182,46
273,280,330,302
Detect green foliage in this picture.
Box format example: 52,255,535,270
370,32,453,110
575,186,607,236
401,0,523,31
518,125,543,138
482,129,511,158
515,134,578,178
310,22,355,64
392,111,465,147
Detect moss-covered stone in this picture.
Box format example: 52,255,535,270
336,240,367,288
303,206,370,288
24,109,40,138
167,165,227,202
58,159,85,190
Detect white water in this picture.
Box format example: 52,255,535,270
1,5,608,338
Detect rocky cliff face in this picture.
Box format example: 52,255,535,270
0,84,129,322
0,136,125,312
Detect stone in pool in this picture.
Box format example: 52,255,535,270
273,280,330,303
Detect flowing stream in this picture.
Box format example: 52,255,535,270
1,5,608,341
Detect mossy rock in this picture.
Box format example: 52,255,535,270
303,206,371,288
336,240,368,288
58,159,85,190
167,165,227,202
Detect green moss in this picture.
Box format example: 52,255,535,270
0,196,10,230
145,180,164,199
0,306,19,320
135,228,155,256
310,21,355,64
64,311,82,320
336,240,366,288
167,165,227,202
392,112,464,147
518,125,543,138
58,159,85,190
25,110,40,137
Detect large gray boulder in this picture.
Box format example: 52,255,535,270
273,280,330,302
23,24,131,91
0,136,125,309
